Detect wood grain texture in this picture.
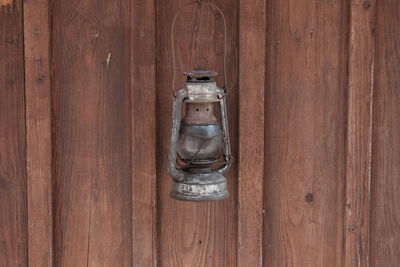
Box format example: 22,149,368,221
23,0,53,266
263,0,348,266
131,0,157,266
370,0,400,266
156,1,238,266
238,0,265,266
2,1,400,266
51,0,132,266
344,0,376,266
0,1,27,266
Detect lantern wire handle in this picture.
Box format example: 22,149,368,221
171,0,228,95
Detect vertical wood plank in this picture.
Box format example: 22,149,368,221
156,1,239,266
51,0,132,266
344,0,376,266
131,0,157,266
0,1,27,266
370,0,400,266
238,0,265,265
23,0,53,266
263,0,348,266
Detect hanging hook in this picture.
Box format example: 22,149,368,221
171,1,228,95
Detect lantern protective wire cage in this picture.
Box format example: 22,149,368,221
167,0,234,202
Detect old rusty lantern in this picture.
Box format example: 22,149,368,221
168,1,233,201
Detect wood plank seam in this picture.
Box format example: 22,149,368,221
23,0,54,264
238,0,266,265
368,0,400,265
132,0,158,265
344,0,376,266
367,2,378,265
0,1,28,266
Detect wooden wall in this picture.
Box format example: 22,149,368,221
0,0,399,266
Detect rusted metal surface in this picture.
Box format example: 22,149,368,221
183,69,218,78
182,102,217,125
185,81,223,102
170,172,228,201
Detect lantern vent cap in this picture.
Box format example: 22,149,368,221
183,70,218,83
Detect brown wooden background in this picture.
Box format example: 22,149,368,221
1,0,399,266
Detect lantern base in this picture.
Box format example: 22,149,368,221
170,172,228,202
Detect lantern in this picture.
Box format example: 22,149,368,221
168,69,233,201
168,1,233,201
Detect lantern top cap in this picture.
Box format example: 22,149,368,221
183,70,218,79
